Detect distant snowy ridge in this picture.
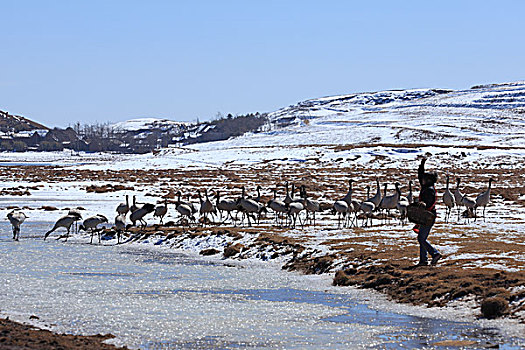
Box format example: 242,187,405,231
107,82,525,155
112,117,191,132
264,81,525,147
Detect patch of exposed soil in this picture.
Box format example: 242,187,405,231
85,184,134,193
0,317,126,349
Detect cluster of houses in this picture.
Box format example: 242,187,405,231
0,110,269,154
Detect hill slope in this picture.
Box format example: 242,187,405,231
2,81,525,170
265,81,525,147
0,110,48,133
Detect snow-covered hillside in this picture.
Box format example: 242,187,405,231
266,81,525,147
111,81,525,151
1,81,525,170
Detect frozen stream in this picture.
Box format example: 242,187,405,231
0,221,523,349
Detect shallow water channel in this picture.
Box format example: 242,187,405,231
0,221,523,349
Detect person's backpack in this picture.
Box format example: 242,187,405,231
407,202,436,226
407,189,437,226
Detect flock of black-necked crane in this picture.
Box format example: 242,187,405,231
5,176,494,243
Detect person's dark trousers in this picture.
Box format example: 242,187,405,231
418,224,439,263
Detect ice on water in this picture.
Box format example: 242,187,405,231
1,222,523,349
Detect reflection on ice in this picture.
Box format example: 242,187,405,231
0,222,523,349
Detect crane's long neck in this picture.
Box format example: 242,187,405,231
256,187,261,201
273,189,277,200
383,185,387,196
126,195,129,207
446,176,450,190
366,186,370,198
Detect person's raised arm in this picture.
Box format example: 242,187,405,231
418,157,426,185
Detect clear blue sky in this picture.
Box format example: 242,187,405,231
1,1,524,127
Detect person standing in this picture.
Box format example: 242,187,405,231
415,157,442,266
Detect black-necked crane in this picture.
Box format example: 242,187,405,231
396,185,409,225
284,182,293,206
154,198,168,225
360,186,375,227
341,179,354,204
380,183,400,223
130,203,155,229
268,188,287,226
301,185,321,226
255,185,263,204
347,199,361,228
407,180,414,204
175,191,195,227
79,214,109,244
454,178,464,221
198,189,216,226
333,200,349,229
216,190,238,224
461,194,477,223
67,208,83,233
254,185,268,222
475,178,494,221
367,178,382,208
114,214,126,244
333,179,354,229
377,183,388,220
116,195,130,216
130,195,140,214
44,215,78,241
239,186,262,227
443,175,455,223
287,201,304,229
7,210,27,241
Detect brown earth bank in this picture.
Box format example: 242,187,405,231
332,262,524,320
0,317,126,350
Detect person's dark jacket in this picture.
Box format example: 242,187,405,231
418,161,437,215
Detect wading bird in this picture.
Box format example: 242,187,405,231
7,210,27,241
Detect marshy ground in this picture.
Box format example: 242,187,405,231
1,156,523,325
